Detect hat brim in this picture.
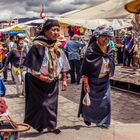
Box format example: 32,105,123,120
124,0,140,13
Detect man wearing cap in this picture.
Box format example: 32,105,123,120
78,25,115,128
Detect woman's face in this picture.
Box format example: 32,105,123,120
44,26,60,41
98,35,111,47
17,40,24,50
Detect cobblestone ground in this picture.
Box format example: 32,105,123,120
60,81,140,124
1,77,140,140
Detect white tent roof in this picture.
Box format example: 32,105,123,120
62,0,132,20
58,10,80,17
0,19,45,33
59,0,133,30
0,23,30,32
56,17,132,30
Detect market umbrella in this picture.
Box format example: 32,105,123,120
6,26,25,35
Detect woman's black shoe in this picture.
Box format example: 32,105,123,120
84,120,91,126
96,123,109,129
36,127,43,133
52,129,61,134
47,128,61,134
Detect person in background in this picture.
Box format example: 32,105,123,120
123,31,134,67
0,98,8,115
0,39,26,97
58,35,67,50
8,35,17,51
132,40,139,67
8,35,18,81
23,38,31,54
67,25,74,39
79,33,88,63
109,38,115,50
58,35,68,59
0,42,5,70
64,34,86,84
73,26,80,35
116,30,125,64
0,34,8,82
23,19,70,133
78,25,115,128
17,34,31,54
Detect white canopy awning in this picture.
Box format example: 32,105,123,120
61,0,133,20
59,0,133,30
57,17,132,30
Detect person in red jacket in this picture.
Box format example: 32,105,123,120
0,98,8,115
73,26,80,35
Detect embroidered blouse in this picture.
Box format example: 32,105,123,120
99,57,110,78
29,48,70,78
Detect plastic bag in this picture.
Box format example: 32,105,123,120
82,93,91,106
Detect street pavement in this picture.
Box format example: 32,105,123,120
2,79,140,140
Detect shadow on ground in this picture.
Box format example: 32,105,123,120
20,125,94,139
60,84,140,124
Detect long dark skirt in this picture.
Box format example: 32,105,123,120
24,73,59,130
78,76,111,125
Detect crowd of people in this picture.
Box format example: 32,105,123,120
0,19,116,133
0,0,140,138
0,8,140,134
115,30,140,67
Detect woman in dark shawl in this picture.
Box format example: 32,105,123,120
78,25,115,128
23,19,70,133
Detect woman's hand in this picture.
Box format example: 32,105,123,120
0,98,8,115
84,83,90,93
44,77,54,83
83,75,90,93
0,67,5,73
38,75,54,83
62,80,67,91
61,72,68,91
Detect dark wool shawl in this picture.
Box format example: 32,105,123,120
81,42,115,78
23,35,56,72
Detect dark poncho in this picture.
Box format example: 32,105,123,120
24,35,60,130
23,35,56,72
81,42,115,78
78,42,115,126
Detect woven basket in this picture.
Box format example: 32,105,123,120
0,116,30,140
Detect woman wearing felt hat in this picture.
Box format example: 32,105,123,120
23,19,70,134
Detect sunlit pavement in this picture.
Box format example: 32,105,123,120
3,78,140,140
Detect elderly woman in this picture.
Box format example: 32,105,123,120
78,25,115,128
23,19,70,133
